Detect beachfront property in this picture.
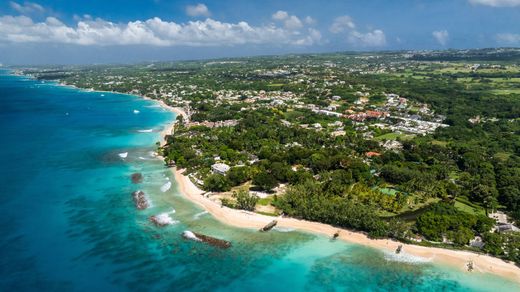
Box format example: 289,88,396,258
211,163,231,175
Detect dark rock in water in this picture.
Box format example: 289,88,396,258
396,244,403,254
259,220,278,232
131,173,143,184
132,190,149,210
332,231,340,240
182,230,231,249
149,213,175,227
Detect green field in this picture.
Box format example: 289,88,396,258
454,197,485,216
374,132,414,141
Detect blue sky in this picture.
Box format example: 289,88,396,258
0,0,519,64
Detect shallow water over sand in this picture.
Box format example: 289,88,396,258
0,70,518,291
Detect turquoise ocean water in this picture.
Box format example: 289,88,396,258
0,70,519,291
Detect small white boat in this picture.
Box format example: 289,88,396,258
118,152,128,158
133,109,140,114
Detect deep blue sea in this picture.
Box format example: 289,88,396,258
0,70,519,291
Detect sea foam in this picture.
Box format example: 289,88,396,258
160,181,172,192
182,231,202,241
193,211,209,220
152,211,178,226
383,251,431,264
273,227,295,233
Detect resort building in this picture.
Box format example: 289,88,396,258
211,163,230,175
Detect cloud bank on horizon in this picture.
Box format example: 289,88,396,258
0,0,518,63
469,0,520,7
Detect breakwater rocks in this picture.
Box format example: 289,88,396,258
182,231,232,249
259,220,278,232
132,190,149,210
131,173,143,183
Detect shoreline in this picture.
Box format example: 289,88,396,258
172,168,520,283
15,72,520,284
144,90,520,284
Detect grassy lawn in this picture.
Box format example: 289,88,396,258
431,140,448,147
378,187,399,196
393,197,441,221
454,199,486,216
257,196,274,206
374,132,414,141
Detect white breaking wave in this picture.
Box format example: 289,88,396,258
154,212,178,225
383,251,432,264
182,231,202,242
133,109,140,114
118,152,128,158
137,129,154,133
273,227,295,233
160,181,172,192
193,211,209,219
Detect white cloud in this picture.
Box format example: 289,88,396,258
469,0,520,7
432,30,449,46
330,15,385,47
284,15,303,30
496,33,520,44
293,28,322,45
348,29,386,47
304,16,316,25
0,15,322,47
271,11,304,30
272,10,288,21
9,1,45,14
329,16,355,34
186,3,211,17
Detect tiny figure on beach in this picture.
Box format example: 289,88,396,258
396,244,403,254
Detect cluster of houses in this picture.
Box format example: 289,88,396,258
186,119,238,129
389,116,449,135
347,110,389,122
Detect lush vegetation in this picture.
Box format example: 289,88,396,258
24,47,520,264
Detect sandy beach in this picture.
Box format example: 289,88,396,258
172,168,520,283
